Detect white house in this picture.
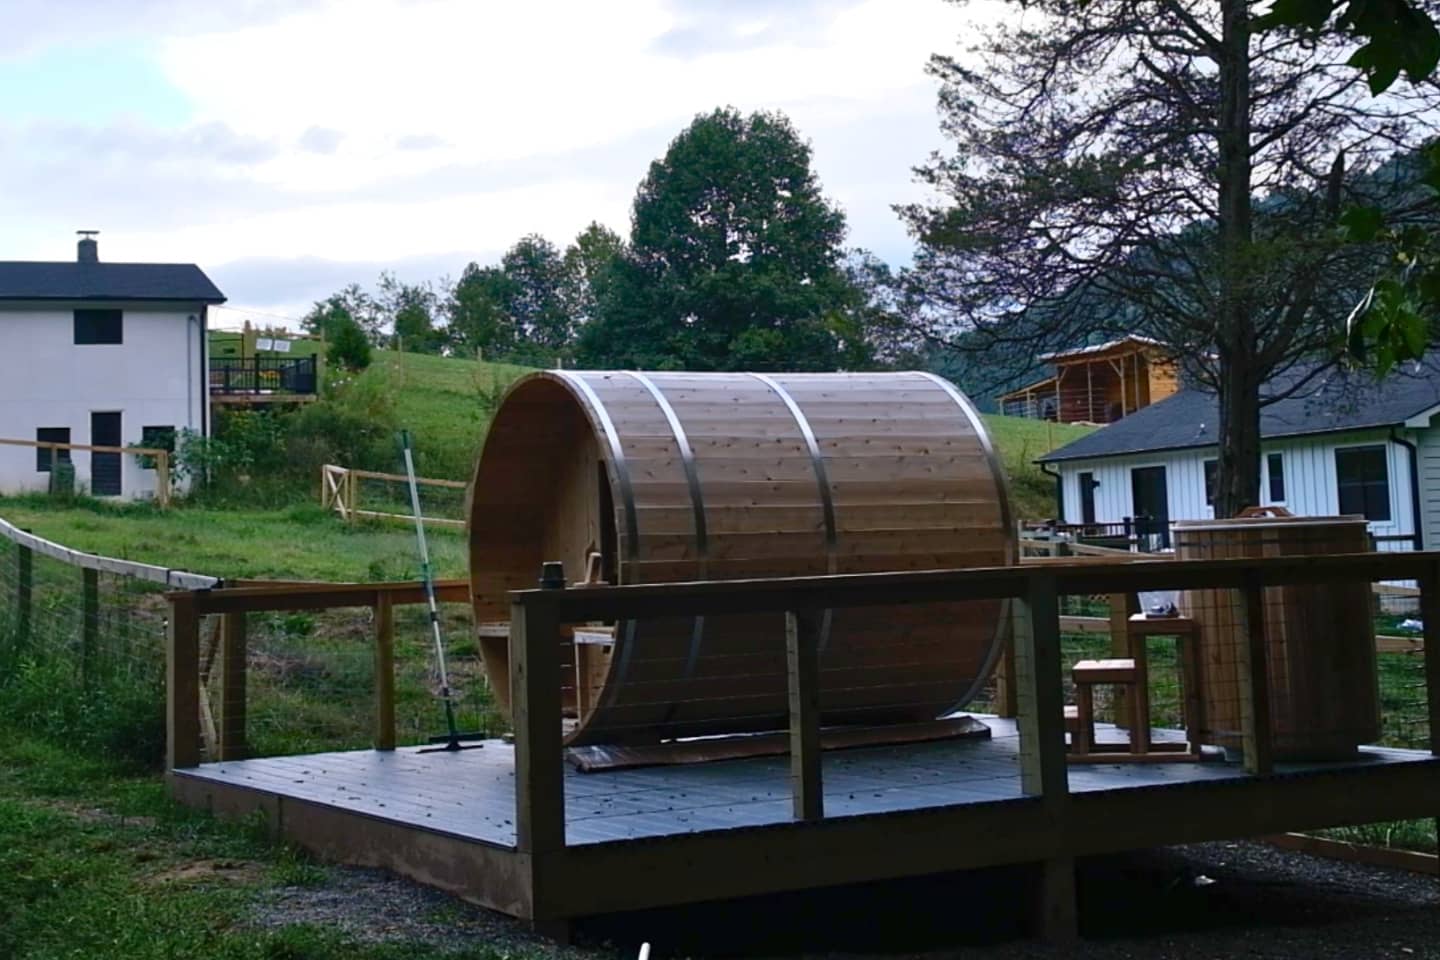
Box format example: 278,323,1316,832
1037,358,1440,552
0,233,225,500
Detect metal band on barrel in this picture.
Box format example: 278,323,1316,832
553,371,641,703
916,371,1018,710
750,373,836,653
624,371,709,685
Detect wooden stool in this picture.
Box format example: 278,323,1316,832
1070,657,1147,759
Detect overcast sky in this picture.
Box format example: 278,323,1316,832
0,0,986,329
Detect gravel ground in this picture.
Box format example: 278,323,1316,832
248,840,1439,958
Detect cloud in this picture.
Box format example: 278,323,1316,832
297,125,343,154
3,0,992,310
395,133,448,151
0,1,319,57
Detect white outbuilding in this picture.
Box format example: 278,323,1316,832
0,233,225,500
1037,358,1440,553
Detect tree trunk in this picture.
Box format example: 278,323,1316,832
1214,0,1261,518
1218,360,1262,515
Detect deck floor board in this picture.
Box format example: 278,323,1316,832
178,717,1431,848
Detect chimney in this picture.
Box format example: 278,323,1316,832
77,230,99,264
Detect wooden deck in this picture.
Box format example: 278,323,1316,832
172,717,1440,926
165,552,1440,940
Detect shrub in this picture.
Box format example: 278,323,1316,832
326,315,372,371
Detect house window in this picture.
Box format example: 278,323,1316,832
36,427,71,472
140,426,176,470
1267,452,1286,503
1203,459,1218,506
1078,472,1097,524
74,309,123,345
1335,445,1391,521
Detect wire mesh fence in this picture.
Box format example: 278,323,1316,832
0,537,179,768
228,602,499,758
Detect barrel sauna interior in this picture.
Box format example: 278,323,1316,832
468,371,1017,747
1175,516,1380,760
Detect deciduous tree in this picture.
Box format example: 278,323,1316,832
902,0,1440,515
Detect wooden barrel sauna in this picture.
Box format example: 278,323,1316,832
468,370,1017,746
1175,516,1380,759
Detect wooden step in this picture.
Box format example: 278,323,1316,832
1072,658,1138,684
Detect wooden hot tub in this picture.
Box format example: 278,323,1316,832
1175,515,1381,759
468,370,1016,746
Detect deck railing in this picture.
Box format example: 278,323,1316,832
164,551,1440,844
209,356,318,396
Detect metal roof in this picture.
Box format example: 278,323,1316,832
0,261,226,304
1038,356,1440,463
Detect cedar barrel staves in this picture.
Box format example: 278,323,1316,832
1175,515,1381,759
469,371,1017,746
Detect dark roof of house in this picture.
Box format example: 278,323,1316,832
0,261,226,304
1038,356,1440,463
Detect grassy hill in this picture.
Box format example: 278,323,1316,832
360,350,1090,519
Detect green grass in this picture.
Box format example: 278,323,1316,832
362,350,1086,519
0,733,561,959
981,414,1094,520
0,496,466,582
360,350,532,481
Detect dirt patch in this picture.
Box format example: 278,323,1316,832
148,859,267,887
33,798,157,831
247,865,581,955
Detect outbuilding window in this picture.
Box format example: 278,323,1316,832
74,309,123,345
36,427,71,472
1203,459,1218,506
1335,445,1391,522
1267,453,1286,503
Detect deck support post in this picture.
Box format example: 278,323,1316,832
1238,573,1274,776
218,612,248,760
1015,572,1077,944
512,590,566,932
166,592,202,772
373,594,396,751
786,609,823,821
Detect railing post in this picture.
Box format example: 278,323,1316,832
1013,570,1076,944
785,609,823,821
1238,571,1274,776
1015,572,1068,798
1419,560,1440,758
511,592,565,855
373,593,396,751
218,612,248,760
14,540,32,652
81,568,99,690
166,593,202,771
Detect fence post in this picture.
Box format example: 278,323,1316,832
1013,570,1075,944
166,593,202,771
156,450,171,509
81,568,99,689
373,593,396,751
15,540,32,651
786,609,823,821
218,612,248,760
1238,571,1274,776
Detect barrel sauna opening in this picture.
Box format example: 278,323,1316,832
1175,516,1380,760
469,371,1018,747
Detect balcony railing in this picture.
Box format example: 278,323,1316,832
209,357,318,397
